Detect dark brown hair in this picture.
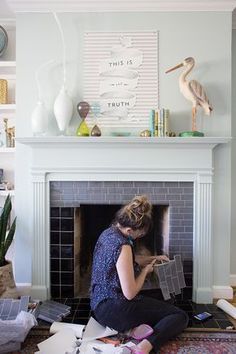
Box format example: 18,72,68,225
114,195,152,231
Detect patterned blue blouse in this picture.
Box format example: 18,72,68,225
90,226,139,310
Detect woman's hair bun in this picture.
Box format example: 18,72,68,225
114,195,152,230
127,195,152,218
116,195,152,230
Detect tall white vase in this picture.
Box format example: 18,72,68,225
53,86,73,133
31,100,48,136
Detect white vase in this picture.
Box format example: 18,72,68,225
53,86,73,133
31,100,48,136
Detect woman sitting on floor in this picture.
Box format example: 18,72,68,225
90,195,189,354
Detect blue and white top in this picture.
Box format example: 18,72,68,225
90,226,139,310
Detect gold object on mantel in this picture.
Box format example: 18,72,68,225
0,79,8,104
140,129,151,137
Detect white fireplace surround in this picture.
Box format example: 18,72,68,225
18,136,232,303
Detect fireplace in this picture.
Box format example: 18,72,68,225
49,181,193,298
17,136,232,303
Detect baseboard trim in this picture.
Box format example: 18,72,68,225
212,285,233,299
230,274,236,286
16,283,32,296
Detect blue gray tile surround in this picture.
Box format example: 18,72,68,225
50,181,193,298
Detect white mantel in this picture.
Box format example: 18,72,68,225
17,136,232,303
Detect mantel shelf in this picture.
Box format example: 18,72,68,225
17,136,231,150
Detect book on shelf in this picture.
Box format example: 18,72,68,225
149,109,155,136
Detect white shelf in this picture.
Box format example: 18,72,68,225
0,104,16,111
0,190,15,197
0,61,16,67
0,147,15,153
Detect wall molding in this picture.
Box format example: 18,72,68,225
230,274,236,286
212,286,234,299
6,1,236,13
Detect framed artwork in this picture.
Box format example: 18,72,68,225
84,31,159,129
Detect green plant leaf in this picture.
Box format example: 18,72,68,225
0,195,15,266
4,217,16,258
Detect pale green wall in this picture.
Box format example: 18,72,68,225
15,12,232,288
16,12,232,137
231,30,236,279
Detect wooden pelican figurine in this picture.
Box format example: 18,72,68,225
166,57,213,135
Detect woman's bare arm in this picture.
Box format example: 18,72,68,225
116,245,156,300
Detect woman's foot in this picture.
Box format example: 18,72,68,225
129,324,153,340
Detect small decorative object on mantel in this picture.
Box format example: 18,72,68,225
76,101,90,136
166,57,213,137
91,124,101,137
0,25,8,57
166,131,176,137
140,129,151,137
53,13,73,134
90,102,101,137
0,79,8,104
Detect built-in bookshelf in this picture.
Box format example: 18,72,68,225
0,19,16,204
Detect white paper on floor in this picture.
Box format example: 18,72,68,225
37,317,121,354
79,340,135,354
82,316,118,342
37,328,77,354
50,321,85,338
216,299,236,319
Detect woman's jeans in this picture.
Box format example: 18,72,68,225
94,295,189,352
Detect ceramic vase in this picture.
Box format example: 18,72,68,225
53,86,73,134
31,100,48,136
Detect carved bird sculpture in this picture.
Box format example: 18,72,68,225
166,57,213,133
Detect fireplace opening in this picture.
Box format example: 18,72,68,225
75,204,169,297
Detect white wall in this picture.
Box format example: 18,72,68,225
231,29,236,282
15,12,232,291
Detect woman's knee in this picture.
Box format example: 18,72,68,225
177,309,189,329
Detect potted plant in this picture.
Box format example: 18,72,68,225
0,195,17,298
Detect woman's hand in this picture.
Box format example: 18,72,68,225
143,258,157,275
156,255,169,263
135,254,169,267
135,255,158,267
